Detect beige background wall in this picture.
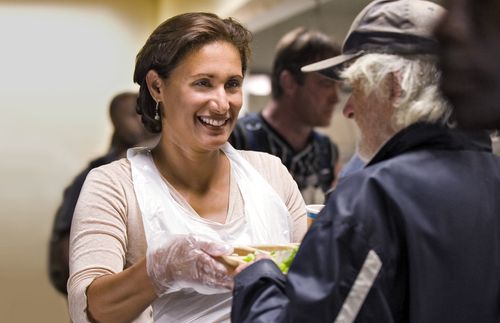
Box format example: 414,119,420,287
0,1,366,321
0,1,157,321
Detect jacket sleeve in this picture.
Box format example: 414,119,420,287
232,174,398,323
232,259,287,323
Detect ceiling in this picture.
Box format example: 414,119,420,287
156,0,374,72
246,0,372,72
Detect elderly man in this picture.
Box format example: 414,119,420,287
231,1,500,322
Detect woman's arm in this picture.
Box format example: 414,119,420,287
69,162,234,323
86,258,156,323
284,176,308,242
85,235,233,323
68,164,153,323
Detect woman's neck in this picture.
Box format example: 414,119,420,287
151,142,227,194
151,140,231,223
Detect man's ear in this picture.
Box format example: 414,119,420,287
279,70,298,96
145,70,163,101
390,71,402,101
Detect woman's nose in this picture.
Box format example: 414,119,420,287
210,87,230,114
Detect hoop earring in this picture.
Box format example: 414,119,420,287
154,101,160,121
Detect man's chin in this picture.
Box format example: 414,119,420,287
316,117,333,128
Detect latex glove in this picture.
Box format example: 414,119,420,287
146,234,234,296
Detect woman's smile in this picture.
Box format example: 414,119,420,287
197,115,230,128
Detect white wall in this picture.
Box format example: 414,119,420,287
0,2,156,321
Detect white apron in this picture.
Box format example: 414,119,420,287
128,143,291,323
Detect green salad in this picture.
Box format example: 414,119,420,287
242,253,256,263
273,246,298,273
241,245,299,274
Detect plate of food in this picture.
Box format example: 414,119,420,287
220,243,299,273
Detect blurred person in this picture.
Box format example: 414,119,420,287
231,1,500,322
67,13,307,323
229,27,341,204
435,0,500,157
48,91,156,295
435,0,500,129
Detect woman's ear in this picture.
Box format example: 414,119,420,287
145,70,162,101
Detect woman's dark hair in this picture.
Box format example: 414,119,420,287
271,27,340,99
133,12,252,133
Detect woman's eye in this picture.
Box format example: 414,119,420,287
226,79,241,89
195,79,211,87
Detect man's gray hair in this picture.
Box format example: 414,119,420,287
341,53,452,131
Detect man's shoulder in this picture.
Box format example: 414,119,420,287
237,112,262,124
231,112,272,150
342,150,445,193
235,112,268,132
309,130,339,162
311,130,336,146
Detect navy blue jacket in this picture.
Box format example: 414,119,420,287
232,123,500,323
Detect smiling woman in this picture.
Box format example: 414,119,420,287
147,41,244,152
67,12,307,323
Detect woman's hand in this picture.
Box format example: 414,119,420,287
146,234,234,295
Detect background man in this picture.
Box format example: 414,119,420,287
231,1,500,322
48,91,157,295
230,27,341,204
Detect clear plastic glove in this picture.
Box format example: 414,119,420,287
146,234,234,296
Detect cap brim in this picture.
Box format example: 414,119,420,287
301,51,364,79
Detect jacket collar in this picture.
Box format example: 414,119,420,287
367,122,492,166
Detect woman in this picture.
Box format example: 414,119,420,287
68,12,307,323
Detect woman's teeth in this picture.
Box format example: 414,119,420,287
199,116,227,127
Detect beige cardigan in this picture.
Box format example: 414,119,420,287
68,150,307,323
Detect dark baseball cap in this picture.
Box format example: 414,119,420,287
301,0,446,79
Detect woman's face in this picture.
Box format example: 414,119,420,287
158,41,243,152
